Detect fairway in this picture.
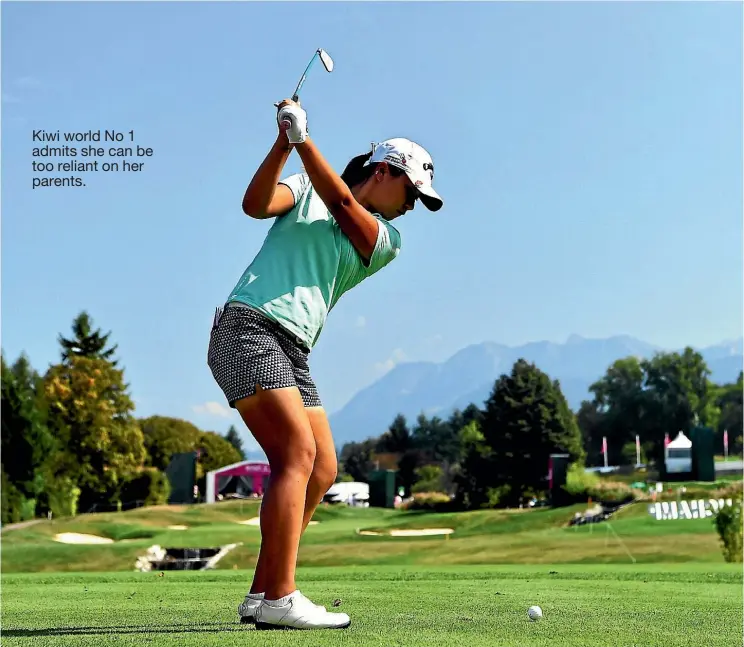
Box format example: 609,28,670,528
3,500,742,644
2,500,736,573
2,565,741,646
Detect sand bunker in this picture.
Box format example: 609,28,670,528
359,528,454,537
390,528,454,537
167,525,188,530
54,532,114,545
238,517,261,526
238,517,318,527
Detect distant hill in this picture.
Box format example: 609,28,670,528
329,336,743,447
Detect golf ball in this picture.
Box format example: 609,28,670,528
528,605,543,621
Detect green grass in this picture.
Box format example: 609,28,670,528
2,501,741,644
600,470,744,486
2,565,741,646
2,500,733,573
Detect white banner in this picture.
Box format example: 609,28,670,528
648,498,734,521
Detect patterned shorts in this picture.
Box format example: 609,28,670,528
207,302,322,408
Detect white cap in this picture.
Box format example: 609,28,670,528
364,137,443,212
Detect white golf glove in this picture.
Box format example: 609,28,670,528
277,103,308,145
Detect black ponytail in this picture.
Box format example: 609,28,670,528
340,152,374,189
341,150,405,189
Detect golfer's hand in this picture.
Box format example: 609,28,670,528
275,98,300,110
275,99,308,145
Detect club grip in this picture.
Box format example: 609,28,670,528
283,95,299,128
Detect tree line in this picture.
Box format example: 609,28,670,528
338,349,742,509
2,312,247,524
4,311,740,521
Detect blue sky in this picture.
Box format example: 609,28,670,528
2,2,741,451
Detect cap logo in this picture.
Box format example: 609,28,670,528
383,152,407,167
423,162,434,180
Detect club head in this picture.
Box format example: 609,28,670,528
290,49,335,101
318,49,334,73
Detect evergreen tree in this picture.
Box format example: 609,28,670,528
480,359,584,506
58,311,119,365
224,425,246,460
377,414,412,454
0,352,54,521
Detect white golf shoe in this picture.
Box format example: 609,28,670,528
238,593,264,624
238,591,328,624
254,590,350,630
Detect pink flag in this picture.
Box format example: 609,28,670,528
602,436,608,455
636,435,641,452
724,429,729,452
664,433,670,448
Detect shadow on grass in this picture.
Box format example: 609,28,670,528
2,622,246,637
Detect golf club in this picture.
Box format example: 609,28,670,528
280,48,334,130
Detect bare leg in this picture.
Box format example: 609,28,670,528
301,407,338,532
235,385,315,600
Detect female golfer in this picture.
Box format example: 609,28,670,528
208,98,443,630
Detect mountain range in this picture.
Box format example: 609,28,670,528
328,335,743,447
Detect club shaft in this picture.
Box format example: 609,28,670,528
292,52,319,100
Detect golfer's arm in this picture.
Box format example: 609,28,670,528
294,138,379,261
242,136,296,219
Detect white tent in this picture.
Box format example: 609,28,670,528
665,431,693,474
667,431,692,449
323,481,369,506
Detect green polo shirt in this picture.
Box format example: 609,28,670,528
227,173,401,349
